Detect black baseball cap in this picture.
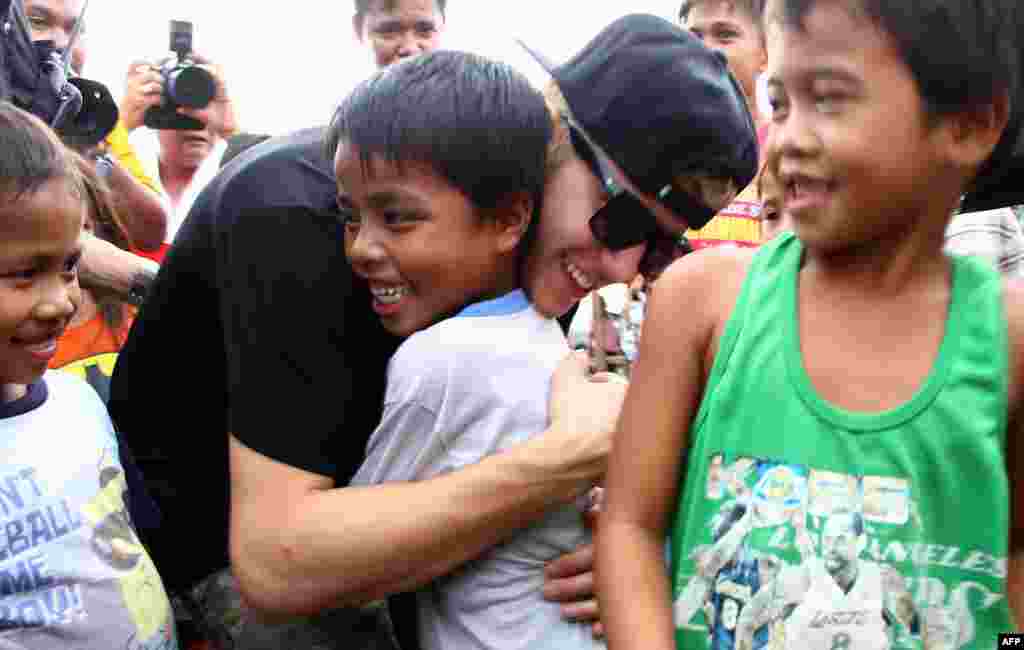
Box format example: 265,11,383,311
520,13,759,230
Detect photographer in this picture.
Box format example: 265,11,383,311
23,0,169,252
123,48,240,250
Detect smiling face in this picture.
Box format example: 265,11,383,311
0,180,84,400
354,0,444,70
821,511,863,579
523,153,648,319
763,0,957,254
523,108,721,318
337,145,526,337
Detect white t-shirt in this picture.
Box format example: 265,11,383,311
0,372,178,648
353,290,603,650
130,128,227,243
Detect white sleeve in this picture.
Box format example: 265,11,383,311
350,333,452,486
351,398,448,486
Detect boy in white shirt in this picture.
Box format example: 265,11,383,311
0,102,178,648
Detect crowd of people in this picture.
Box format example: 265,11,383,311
1,0,1023,649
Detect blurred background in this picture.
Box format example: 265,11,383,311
85,1,680,135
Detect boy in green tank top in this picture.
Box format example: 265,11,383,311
595,2,1023,650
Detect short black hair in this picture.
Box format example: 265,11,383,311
354,0,446,20
768,0,1019,174
325,50,551,215
0,101,81,203
679,0,766,26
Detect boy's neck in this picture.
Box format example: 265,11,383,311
802,203,956,298
1,384,28,404
474,264,522,305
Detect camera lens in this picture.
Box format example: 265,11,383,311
59,78,119,146
167,66,216,109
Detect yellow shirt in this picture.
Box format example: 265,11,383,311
104,120,161,195
685,181,762,250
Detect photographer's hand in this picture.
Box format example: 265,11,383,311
177,53,239,140
121,61,164,132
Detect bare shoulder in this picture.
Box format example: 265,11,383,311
650,246,758,366
653,246,756,318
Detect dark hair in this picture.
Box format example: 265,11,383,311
325,50,551,217
768,0,1019,176
679,0,766,26
0,101,82,203
354,0,446,20
71,151,135,337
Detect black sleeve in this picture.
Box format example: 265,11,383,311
109,192,233,593
219,202,378,481
558,303,579,336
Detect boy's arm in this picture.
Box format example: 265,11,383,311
1005,279,1024,627
78,231,159,306
596,250,747,650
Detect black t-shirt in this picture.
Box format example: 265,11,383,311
108,127,401,595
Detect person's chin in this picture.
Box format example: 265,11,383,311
379,315,415,338
531,284,576,320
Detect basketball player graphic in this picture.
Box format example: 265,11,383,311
674,461,814,650
733,508,954,650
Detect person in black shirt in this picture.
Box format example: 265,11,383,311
108,123,622,649
110,14,759,650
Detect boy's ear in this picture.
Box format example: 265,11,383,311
943,90,1011,172
487,192,534,255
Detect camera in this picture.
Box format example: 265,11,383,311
2,0,117,145
143,21,217,131
41,45,119,148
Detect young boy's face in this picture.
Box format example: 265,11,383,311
354,0,444,70
0,179,84,396
683,0,767,108
336,146,521,337
763,0,951,252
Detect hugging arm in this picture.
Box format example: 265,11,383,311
229,347,627,615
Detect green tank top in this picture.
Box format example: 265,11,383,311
669,232,1012,650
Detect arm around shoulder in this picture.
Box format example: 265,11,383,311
229,377,621,617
